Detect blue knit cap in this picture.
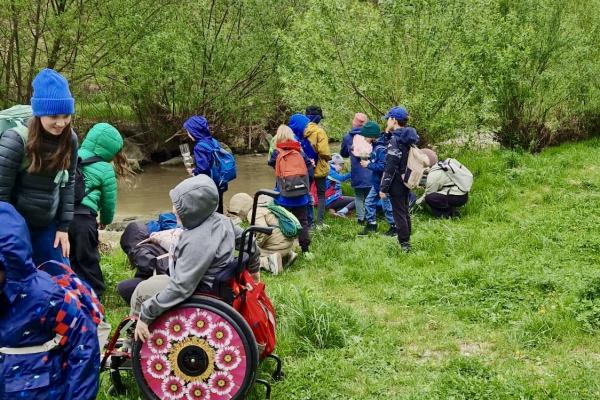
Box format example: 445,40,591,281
30,68,75,117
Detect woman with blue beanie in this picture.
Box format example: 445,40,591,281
0,68,78,265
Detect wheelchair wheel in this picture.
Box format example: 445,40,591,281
133,295,259,400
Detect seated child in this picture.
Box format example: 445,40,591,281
228,193,298,275
0,203,100,400
326,153,355,217
132,175,259,342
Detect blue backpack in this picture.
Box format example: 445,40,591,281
198,138,237,189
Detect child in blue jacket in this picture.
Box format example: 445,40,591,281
358,121,396,236
183,115,227,213
326,154,355,217
0,203,100,400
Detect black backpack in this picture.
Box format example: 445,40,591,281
74,156,104,205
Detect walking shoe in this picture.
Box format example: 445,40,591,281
357,219,366,226
400,242,411,253
384,226,397,237
285,250,298,267
266,253,283,275
358,223,377,236
334,211,348,218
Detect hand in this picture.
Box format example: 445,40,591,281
134,320,150,343
379,191,387,199
54,231,70,258
360,160,370,168
186,167,193,176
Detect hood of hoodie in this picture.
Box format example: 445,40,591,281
169,175,218,229
80,123,124,162
392,127,419,145
288,114,310,141
0,203,37,296
276,139,301,152
184,116,212,141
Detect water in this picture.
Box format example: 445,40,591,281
115,154,276,220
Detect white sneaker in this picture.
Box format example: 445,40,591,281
267,253,283,275
285,250,298,267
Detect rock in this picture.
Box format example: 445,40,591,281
161,156,184,166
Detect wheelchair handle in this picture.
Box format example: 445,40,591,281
250,189,279,226
237,225,274,273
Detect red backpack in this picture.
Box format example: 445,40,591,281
231,270,276,360
275,148,309,198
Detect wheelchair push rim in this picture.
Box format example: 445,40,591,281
133,295,259,400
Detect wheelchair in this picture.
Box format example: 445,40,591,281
101,189,283,399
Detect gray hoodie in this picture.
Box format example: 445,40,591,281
140,175,259,324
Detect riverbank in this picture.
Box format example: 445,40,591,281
97,139,600,399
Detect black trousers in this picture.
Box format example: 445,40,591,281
425,192,468,218
289,205,311,252
315,177,327,224
68,213,104,297
388,180,411,244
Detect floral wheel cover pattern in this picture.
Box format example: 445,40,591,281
139,307,248,399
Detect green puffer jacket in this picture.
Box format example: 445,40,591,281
78,123,123,225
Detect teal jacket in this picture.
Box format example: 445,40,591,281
78,123,123,225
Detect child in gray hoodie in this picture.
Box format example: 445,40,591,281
133,175,259,342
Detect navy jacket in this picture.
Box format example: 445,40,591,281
340,127,373,189
0,203,100,400
367,133,391,192
185,118,228,191
380,127,419,193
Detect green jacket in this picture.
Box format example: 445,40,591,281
78,123,123,225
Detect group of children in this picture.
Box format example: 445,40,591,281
0,68,471,399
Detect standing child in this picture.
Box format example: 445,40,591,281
268,125,313,255
340,112,371,224
183,115,232,213
0,203,100,400
359,121,396,236
379,107,420,252
304,106,332,227
0,68,78,265
68,123,127,298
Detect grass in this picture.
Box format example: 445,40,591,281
97,138,600,399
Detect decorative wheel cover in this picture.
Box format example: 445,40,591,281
140,307,248,399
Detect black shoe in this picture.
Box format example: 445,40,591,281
357,219,366,226
384,226,397,237
400,242,411,252
358,223,377,236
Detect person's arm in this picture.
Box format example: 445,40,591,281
140,233,218,324
380,138,403,194
267,149,278,168
340,134,350,158
0,129,24,202
45,290,100,400
367,147,386,173
317,129,331,162
327,168,350,183
98,166,118,226
192,142,212,176
57,133,78,232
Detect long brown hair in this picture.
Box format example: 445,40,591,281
26,117,73,173
112,150,135,178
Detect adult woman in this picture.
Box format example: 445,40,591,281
0,68,78,265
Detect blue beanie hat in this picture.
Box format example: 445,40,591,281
30,68,75,117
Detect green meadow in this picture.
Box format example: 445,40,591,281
98,139,600,399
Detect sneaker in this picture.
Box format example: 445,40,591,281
333,211,348,218
285,250,298,267
358,223,377,236
384,226,397,237
357,219,366,226
266,253,283,275
400,242,411,253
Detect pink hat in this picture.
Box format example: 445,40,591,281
352,112,368,128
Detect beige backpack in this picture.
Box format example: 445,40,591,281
402,146,430,189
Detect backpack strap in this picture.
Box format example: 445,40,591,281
11,124,30,171
0,334,63,355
